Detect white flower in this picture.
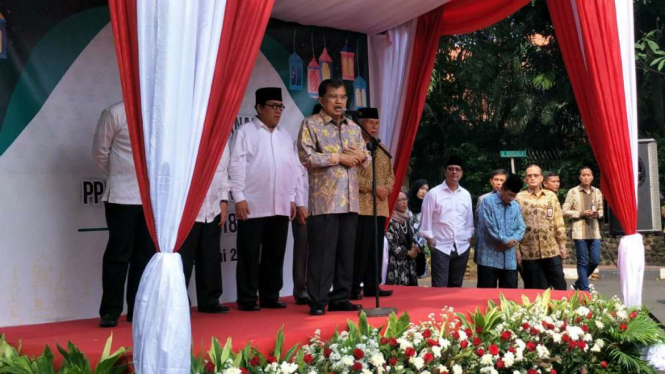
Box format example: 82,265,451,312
566,326,585,341
438,365,449,373
513,371,521,374
576,306,591,317
595,339,605,349
480,353,493,365
362,370,373,374
422,371,431,374
397,338,412,351
279,362,298,374
552,333,562,343
440,338,451,350
453,364,463,374
432,345,442,358
458,330,468,341
308,370,317,374
503,352,515,368
370,353,385,367
596,321,605,329
583,333,593,342
341,355,354,366
590,344,601,353
536,344,550,359
222,368,242,374
410,356,425,370
617,310,628,319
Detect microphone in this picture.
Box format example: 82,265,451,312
342,109,361,119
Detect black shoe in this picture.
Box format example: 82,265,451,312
294,296,310,305
309,306,325,316
99,314,118,328
364,288,393,297
126,314,133,323
260,300,287,309
199,304,231,314
328,301,363,312
349,292,363,300
238,302,261,312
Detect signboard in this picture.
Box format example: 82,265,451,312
500,150,527,158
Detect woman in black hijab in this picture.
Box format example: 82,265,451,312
407,179,429,277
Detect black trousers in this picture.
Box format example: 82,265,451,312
521,256,567,290
236,215,289,305
291,220,309,299
100,202,155,319
307,213,358,308
477,265,518,289
352,215,386,295
179,215,223,309
431,246,469,287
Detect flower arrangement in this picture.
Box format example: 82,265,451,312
1,289,663,374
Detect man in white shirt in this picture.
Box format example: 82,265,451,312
228,87,298,311
419,156,474,287
179,143,231,313
92,101,155,328
292,152,309,305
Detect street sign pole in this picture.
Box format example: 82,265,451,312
511,158,515,174
500,150,526,174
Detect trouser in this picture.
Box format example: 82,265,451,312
574,239,601,291
430,246,469,287
351,215,387,295
179,215,223,309
307,213,358,308
521,256,567,290
291,220,309,299
236,215,289,305
476,265,518,288
99,202,155,319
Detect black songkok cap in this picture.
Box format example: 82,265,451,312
256,87,282,106
357,107,379,120
445,155,464,170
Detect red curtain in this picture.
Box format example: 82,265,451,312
108,0,274,252
388,6,445,213
440,0,530,35
108,0,158,248
174,0,274,251
547,0,636,234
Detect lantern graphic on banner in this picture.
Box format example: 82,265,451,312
0,13,7,59
307,34,320,98
353,41,367,109
288,31,303,90
318,37,332,81
340,39,354,81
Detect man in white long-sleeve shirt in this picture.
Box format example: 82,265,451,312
228,87,298,311
419,155,474,288
292,145,309,305
179,142,231,314
92,101,155,328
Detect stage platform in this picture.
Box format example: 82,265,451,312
1,286,574,367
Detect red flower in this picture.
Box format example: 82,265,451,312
405,347,416,357
576,316,582,323
353,349,365,360
352,362,363,371
587,312,593,319
500,331,511,341
582,325,589,332
303,354,314,364
528,369,538,374
548,323,555,330
476,348,485,356
561,322,568,330
204,361,215,373
389,357,398,366
240,368,248,374
630,311,638,319
250,356,261,367
427,338,439,347
380,337,388,345
568,341,577,350
600,361,608,369
542,321,549,329
422,329,432,338
389,337,398,347
550,369,557,374
473,337,482,346
465,328,473,337
562,334,571,342
508,346,516,353
522,322,530,330
424,352,434,363
620,323,628,331
489,344,500,355
496,359,505,369
578,341,586,350
530,328,539,336
267,356,277,364
526,342,536,352
452,331,460,340
324,348,332,358
476,326,483,334
460,340,469,348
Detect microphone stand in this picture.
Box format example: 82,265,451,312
351,113,397,318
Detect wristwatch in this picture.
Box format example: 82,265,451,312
220,200,229,204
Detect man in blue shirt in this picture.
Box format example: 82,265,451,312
475,174,526,288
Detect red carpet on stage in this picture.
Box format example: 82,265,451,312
1,286,574,367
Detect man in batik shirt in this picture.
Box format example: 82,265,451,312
298,79,370,316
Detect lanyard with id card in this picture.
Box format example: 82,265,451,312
547,203,553,218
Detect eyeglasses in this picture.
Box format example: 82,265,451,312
265,103,286,111
447,166,462,172
526,174,541,179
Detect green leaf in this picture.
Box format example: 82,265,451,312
220,338,233,365
208,337,223,369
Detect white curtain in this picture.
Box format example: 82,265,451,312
614,0,643,307
368,19,417,155
133,1,226,373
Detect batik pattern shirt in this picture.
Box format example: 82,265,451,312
358,142,394,217
562,185,604,240
476,192,526,270
515,189,566,260
298,111,370,216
